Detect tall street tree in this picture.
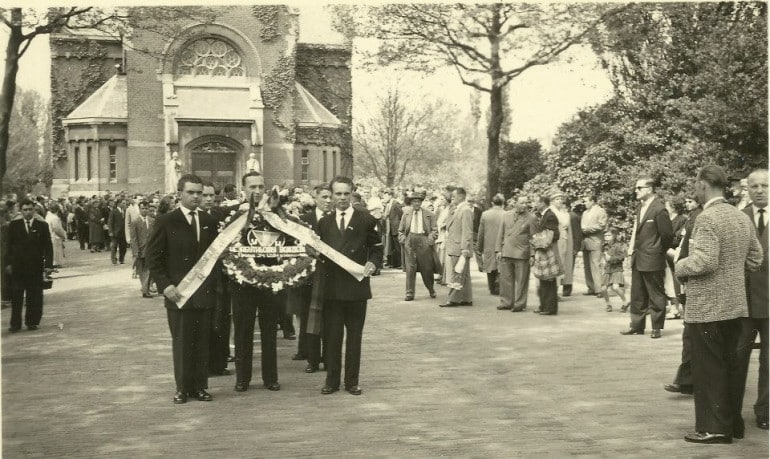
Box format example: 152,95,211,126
333,3,623,202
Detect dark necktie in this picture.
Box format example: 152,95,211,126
189,211,198,242
339,211,346,235
758,208,765,235
25,220,31,234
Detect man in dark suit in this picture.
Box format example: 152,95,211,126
200,182,231,377
398,191,438,301
621,177,673,339
317,176,382,395
382,190,403,269
533,194,560,315
107,197,127,265
4,198,53,332
146,174,218,404
292,183,331,373
737,168,769,431
229,172,283,393
129,200,155,298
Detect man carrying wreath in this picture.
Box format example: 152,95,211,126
317,176,383,395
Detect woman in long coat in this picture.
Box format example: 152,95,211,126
88,197,105,252
551,191,574,294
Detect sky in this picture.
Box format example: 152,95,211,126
1,2,614,147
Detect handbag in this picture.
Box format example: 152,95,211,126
532,246,563,280
42,273,53,290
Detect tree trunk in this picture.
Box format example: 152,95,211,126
485,5,503,205
0,12,23,195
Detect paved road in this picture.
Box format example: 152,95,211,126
3,247,768,457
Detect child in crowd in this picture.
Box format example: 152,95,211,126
600,228,628,312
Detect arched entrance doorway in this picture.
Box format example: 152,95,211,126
188,137,241,189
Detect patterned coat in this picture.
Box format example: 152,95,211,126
675,199,763,323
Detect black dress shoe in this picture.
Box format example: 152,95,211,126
439,302,460,307
496,305,511,310
264,382,281,391
142,293,153,298
210,369,231,376
345,385,362,395
650,329,662,339
429,291,437,299
305,364,318,373
194,389,213,401
27,325,38,330
173,391,188,404
8,327,20,333
664,383,693,394
582,291,597,296
283,333,296,340
321,385,339,395
292,353,307,361
684,432,732,444
404,295,414,301
620,328,644,335
511,308,526,312
757,417,769,430
234,382,249,392
537,311,556,315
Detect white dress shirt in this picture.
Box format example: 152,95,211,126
335,207,352,232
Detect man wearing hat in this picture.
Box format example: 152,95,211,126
398,190,438,301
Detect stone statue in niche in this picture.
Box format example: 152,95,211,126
166,151,182,193
246,152,261,173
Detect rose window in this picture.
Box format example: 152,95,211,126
176,38,246,78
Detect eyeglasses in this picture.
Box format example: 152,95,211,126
634,186,650,191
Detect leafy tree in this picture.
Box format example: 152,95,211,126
331,3,623,204
5,88,50,197
498,138,544,198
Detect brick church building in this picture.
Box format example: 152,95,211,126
49,6,352,196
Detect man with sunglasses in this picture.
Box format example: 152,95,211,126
621,177,673,339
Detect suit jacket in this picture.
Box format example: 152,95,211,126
476,207,505,272
631,197,673,272
743,206,768,319
580,205,607,251
385,201,403,236
129,216,155,258
397,207,438,244
317,207,383,301
108,207,125,238
4,218,53,287
676,200,763,323
301,208,324,233
146,207,218,310
444,201,473,256
495,210,538,260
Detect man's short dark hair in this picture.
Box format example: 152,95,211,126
492,193,505,206
138,200,150,208
223,184,236,194
697,165,729,190
201,180,215,190
454,187,467,197
638,176,656,189
20,198,35,208
330,176,354,190
241,171,262,186
177,174,203,191
314,183,331,193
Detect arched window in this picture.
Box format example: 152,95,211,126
175,37,246,78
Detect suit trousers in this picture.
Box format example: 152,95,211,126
323,299,366,389
388,234,402,268
297,285,324,367
135,257,151,294
208,285,231,374
499,258,529,310
166,308,211,393
736,317,769,420
673,299,693,387
486,271,499,295
629,268,667,331
77,225,89,250
582,249,603,294
110,237,127,263
232,288,281,385
10,284,43,329
404,233,435,297
538,278,558,314
690,319,743,437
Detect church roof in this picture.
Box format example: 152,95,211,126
63,74,127,125
294,82,342,128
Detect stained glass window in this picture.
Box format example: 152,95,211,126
176,38,246,78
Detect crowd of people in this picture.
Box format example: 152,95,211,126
1,165,766,445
